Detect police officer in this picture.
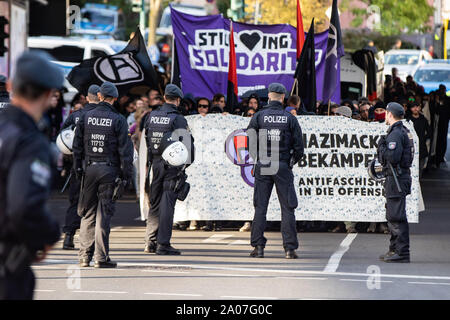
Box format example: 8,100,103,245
73,82,133,268
377,102,414,263
247,83,304,259
0,51,62,300
0,75,9,109
144,84,194,255
60,85,100,250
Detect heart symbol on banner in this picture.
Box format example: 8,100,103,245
239,32,261,51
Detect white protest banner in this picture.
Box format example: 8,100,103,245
139,114,422,222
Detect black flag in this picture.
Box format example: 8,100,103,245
171,39,181,88
294,18,316,113
67,28,159,96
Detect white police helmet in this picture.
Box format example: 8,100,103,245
367,158,385,181
161,141,189,167
56,127,75,155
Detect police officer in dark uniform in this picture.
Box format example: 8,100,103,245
73,82,133,268
144,84,194,255
247,83,304,259
0,51,62,300
0,75,9,110
60,85,100,250
377,102,414,263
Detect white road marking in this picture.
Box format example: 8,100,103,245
208,273,260,277
408,282,450,286
34,289,56,292
228,240,249,245
276,277,328,281
72,290,127,294
144,292,202,297
202,234,234,243
32,266,62,269
43,259,450,282
340,279,393,283
141,270,190,274
323,233,358,273
221,295,276,300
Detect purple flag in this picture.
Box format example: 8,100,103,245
171,8,333,102
322,0,345,104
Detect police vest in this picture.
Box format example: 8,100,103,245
83,109,119,165
0,120,22,238
146,110,177,156
400,125,414,168
257,108,292,161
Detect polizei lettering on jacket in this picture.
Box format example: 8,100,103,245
264,115,288,123
150,116,170,124
87,117,113,127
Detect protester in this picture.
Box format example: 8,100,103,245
407,101,431,177
196,97,210,116
247,94,259,111
212,93,226,111
435,85,450,167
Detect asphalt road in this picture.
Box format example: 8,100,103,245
30,128,450,301
30,155,450,301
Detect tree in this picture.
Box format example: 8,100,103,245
243,0,331,33
351,0,434,36
148,0,163,46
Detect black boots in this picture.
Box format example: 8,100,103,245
144,241,157,253
285,249,298,259
94,258,117,268
250,246,264,258
156,244,181,255
63,233,76,250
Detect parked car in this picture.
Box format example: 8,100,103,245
383,49,433,81
413,60,450,94
72,3,126,40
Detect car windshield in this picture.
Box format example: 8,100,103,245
385,54,419,65
82,11,114,25
110,44,126,53
159,11,172,28
414,69,450,83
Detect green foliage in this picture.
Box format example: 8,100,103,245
342,29,417,53
217,0,231,18
352,0,434,36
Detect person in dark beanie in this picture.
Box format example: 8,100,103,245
407,101,431,177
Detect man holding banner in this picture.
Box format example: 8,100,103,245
247,83,304,259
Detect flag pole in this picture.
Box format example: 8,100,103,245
290,78,298,96
327,99,331,116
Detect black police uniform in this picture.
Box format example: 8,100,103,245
0,106,61,300
61,103,98,240
0,90,9,110
247,99,304,255
73,101,133,264
377,121,414,260
144,103,193,252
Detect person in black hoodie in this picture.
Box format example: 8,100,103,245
407,101,431,177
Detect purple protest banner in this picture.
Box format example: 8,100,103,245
171,8,341,104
